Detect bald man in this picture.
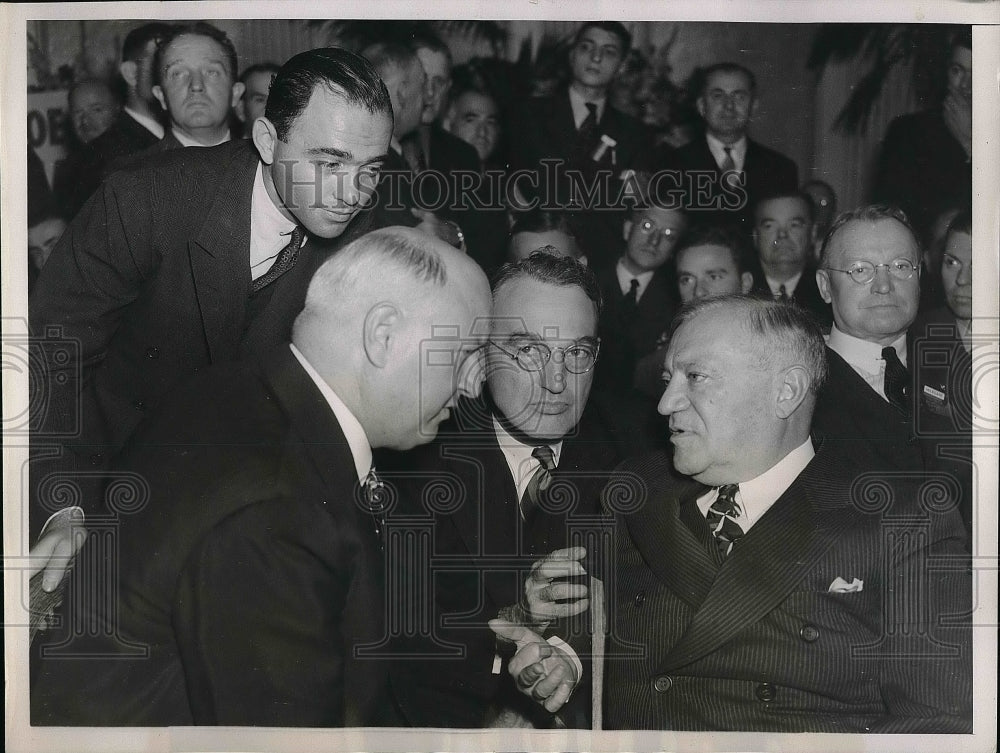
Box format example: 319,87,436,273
31,228,492,727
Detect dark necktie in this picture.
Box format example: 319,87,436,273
882,346,911,416
520,445,556,522
360,466,388,548
623,278,640,317
777,284,790,302
720,146,736,172
252,226,304,294
572,102,600,164
705,483,744,559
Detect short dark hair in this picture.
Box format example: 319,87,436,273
753,191,816,225
491,252,602,315
673,226,750,274
573,21,631,54
819,204,921,268
509,210,580,241
410,28,453,69
946,207,972,239
121,22,173,63
240,62,281,86
696,62,757,97
674,295,828,393
153,22,239,86
361,40,420,78
266,47,392,141
952,27,972,52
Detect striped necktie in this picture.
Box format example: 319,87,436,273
705,483,744,558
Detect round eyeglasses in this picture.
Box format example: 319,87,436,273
825,259,918,285
489,340,600,374
636,219,679,242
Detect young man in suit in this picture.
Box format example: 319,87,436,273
750,191,832,327
30,227,493,726
664,62,798,236
27,48,393,582
510,21,652,267
383,253,656,728
593,204,687,393
560,296,971,731
235,61,281,134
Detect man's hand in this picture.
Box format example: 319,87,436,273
489,619,579,713
524,546,590,624
942,90,972,158
29,508,87,592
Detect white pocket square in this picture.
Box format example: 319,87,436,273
828,576,864,593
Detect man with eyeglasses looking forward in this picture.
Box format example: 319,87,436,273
381,252,656,728
813,205,968,512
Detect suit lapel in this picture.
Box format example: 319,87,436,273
624,470,717,610
659,450,853,671
189,143,258,362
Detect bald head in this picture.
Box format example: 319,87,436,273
294,227,491,450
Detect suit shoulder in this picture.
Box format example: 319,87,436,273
105,140,255,190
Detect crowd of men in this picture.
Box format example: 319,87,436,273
25,20,976,733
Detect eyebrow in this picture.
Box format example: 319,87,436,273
304,147,389,164
504,331,598,346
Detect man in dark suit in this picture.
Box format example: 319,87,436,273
872,29,972,245
30,227,493,726
509,22,653,268
664,62,798,236
813,205,965,488
383,253,656,728
750,191,831,327
28,49,392,563
593,204,686,393
595,295,972,731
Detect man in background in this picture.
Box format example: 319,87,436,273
236,61,281,135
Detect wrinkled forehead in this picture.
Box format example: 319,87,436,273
455,91,498,117
161,33,231,72
491,278,597,338
677,243,738,272
755,196,812,224
828,218,920,263
704,70,753,94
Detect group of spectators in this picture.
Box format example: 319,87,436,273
25,19,976,734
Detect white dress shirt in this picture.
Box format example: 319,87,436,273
706,132,747,172
290,344,372,483
171,127,231,148
827,325,907,403
615,260,654,303
249,164,306,280
764,271,803,299
696,436,815,533
568,85,606,129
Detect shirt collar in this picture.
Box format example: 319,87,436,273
696,436,815,533
765,271,803,297
705,132,747,171
827,324,908,369
171,127,231,148
289,344,372,483
124,106,164,140
567,85,606,130
492,415,564,502
615,259,655,299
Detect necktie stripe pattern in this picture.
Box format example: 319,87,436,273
705,483,744,558
252,226,304,293
721,146,736,172
520,445,556,521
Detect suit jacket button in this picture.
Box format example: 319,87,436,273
633,591,646,608
145,347,159,359
133,400,145,411
653,675,673,693
800,624,820,642
89,453,104,466
755,682,776,702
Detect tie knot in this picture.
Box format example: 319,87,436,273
629,278,640,293
287,225,305,248
713,484,741,515
585,102,598,116
531,445,556,472
881,346,899,363
361,466,386,511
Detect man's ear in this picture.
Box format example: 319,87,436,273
696,96,706,119
622,220,633,243
119,60,139,89
151,85,167,113
740,271,754,293
749,94,759,120
816,268,832,304
229,81,246,110
252,117,278,164
775,364,811,419
363,303,401,368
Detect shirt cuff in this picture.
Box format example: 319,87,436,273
546,635,583,685
38,506,85,541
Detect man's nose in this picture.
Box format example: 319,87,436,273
692,282,706,300
657,376,687,416
189,69,205,91
870,264,894,294
776,224,789,239
956,262,972,287
542,351,567,394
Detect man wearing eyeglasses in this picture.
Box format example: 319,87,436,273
813,205,964,490
662,62,798,236
381,252,655,728
593,204,687,392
